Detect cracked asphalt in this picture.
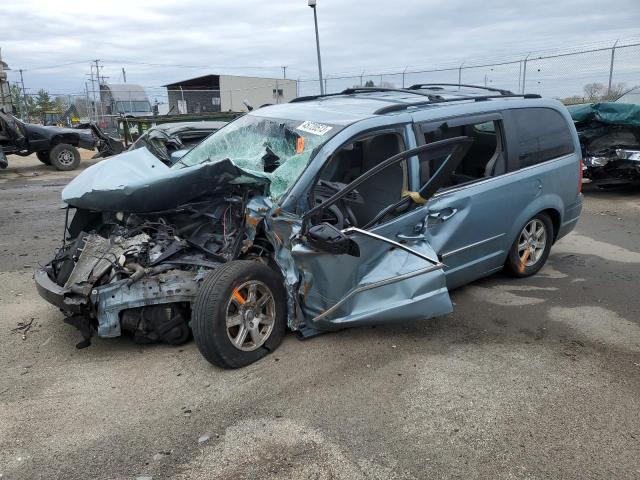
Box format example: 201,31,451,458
0,154,639,479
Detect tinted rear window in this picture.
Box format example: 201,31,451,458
512,108,574,168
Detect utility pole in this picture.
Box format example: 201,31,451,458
122,67,127,83
521,53,530,94
87,62,97,122
19,69,29,121
85,83,91,119
281,66,287,79
607,39,619,97
94,59,101,124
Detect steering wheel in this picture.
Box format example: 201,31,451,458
319,204,346,229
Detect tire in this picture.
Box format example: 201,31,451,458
36,151,51,165
192,260,287,369
49,144,80,171
505,212,553,278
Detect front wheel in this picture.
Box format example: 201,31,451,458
50,144,80,171
192,260,287,369
505,213,553,278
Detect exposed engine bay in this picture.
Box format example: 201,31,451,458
38,186,274,348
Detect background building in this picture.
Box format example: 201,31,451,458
164,74,297,114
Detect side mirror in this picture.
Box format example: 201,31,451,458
306,223,360,257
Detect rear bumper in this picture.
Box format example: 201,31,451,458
556,194,583,241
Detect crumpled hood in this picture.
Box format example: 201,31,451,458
62,147,270,213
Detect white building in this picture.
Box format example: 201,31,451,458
164,74,298,114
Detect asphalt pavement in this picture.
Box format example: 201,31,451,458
0,154,638,479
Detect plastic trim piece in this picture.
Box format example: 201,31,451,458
440,233,506,259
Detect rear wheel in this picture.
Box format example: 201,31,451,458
192,260,287,369
50,144,80,171
36,151,51,165
505,213,553,278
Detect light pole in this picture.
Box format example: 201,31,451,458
308,0,325,95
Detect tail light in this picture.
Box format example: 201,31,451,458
578,159,583,193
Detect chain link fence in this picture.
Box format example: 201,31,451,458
298,40,640,103
9,39,640,130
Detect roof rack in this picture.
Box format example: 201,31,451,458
409,83,514,96
290,86,443,103
374,93,541,115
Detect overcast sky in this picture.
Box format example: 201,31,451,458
2,0,639,98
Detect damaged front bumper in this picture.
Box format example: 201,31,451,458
36,265,204,338
34,266,86,313
583,149,640,185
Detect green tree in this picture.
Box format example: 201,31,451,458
10,83,23,115
34,89,55,122
364,80,375,87
9,84,35,120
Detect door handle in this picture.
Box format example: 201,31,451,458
440,208,458,221
396,233,425,242
428,208,458,222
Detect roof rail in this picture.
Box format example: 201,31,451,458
290,86,443,103
374,93,541,115
409,83,514,96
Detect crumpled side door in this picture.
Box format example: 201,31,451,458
294,137,473,332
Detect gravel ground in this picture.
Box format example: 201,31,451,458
0,154,639,479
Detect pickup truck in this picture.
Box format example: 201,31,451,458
0,110,95,170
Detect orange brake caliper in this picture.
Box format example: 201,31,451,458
232,289,246,305
518,248,531,274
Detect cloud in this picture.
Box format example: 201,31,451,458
1,0,639,98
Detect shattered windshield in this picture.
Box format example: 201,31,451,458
172,114,343,199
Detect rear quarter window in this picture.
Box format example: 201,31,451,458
511,108,574,168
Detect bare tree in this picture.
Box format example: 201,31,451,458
601,82,627,101
583,82,605,102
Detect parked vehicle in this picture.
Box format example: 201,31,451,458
35,85,583,368
0,110,95,170
129,120,227,165
568,88,640,186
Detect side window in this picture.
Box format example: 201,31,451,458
314,132,407,227
512,108,574,168
418,119,504,188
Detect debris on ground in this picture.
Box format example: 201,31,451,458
11,318,37,340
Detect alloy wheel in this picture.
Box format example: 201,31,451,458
225,280,276,351
57,150,75,166
517,218,547,268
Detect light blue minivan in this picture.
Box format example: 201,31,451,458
36,84,583,368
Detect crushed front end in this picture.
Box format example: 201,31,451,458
36,183,271,347
569,102,640,186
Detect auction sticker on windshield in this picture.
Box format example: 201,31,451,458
297,121,333,136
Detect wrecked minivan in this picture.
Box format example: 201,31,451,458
35,85,583,368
